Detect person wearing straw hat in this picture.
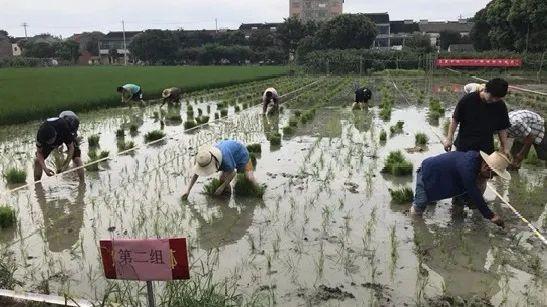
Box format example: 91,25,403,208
161,87,182,107
262,87,279,115
34,116,84,181
410,150,511,227
181,140,258,199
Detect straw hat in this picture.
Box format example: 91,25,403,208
162,88,172,98
193,146,222,176
479,151,511,180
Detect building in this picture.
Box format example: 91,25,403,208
418,19,474,49
364,13,390,48
98,31,142,64
289,0,344,22
389,20,420,49
448,44,475,53
239,23,282,37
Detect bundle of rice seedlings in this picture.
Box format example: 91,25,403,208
415,133,429,146
220,109,228,117
214,113,220,120
202,178,223,196
195,116,210,125
115,129,125,138
234,105,241,112
3,167,26,184
129,124,139,135
144,130,166,142
382,151,413,176
234,174,265,198
85,151,100,171
389,121,404,135
246,143,262,154
87,135,100,147
282,126,294,135
118,141,135,152
99,151,110,159
389,186,414,204
268,132,282,146
186,108,194,117
379,106,392,121
429,99,445,119
184,120,197,129
379,130,387,142
166,113,182,122
0,205,16,228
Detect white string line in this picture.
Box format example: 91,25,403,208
388,76,547,246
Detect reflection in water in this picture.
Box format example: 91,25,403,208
412,218,500,299
35,182,86,252
189,196,260,250
351,108,372,133
262,113,280,136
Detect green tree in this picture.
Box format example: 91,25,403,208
248,29,277,52
470,8,492,51
485,0,515,50
508,0,547,52
276,17,307,55
313,14,377,50
439,30,462,50
129,30,178,64
55,40,80,63
404,33,435,53
22,41,56,58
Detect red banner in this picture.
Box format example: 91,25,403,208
436,58,522,67
100,237,190,281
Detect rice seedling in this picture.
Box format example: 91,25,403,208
129,123,139,135
268,132,281,146
3,167,26,184
429,99,445,119
234,105,241,112
195,116,210,125
389,186,414,204
379,130,387,142
415,133,429,146
99,151,110,159
246,143,262,154
389,225,398,264
282,126,294,135
184,120,197,129
220,108,228,117
234,174,265,198
118,140,135,151
166,113,182,122
389,121,404,135
379,106,392,121
0,205,16,228
382,151,413,176
153,111,159,119
186,108,194,117
197,109,203,116
115,129,125,138
87,134,100,147
202,178,223,196
293,110,302,117
214,113,220,120
85,151,100,171
288,117,299,127
144,130,166,142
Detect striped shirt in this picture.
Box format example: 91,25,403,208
508,110,545,144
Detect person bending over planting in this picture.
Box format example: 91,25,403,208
161,87,182,107
117,83,144,105
352,87,372,109
410,150,511,228
443,78,511,156
262,87,279,115
507,110,546,169
34,115,84,181
182,140,258,199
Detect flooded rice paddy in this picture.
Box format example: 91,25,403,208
0,75,545,306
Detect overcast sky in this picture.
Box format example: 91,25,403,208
1,0,491,38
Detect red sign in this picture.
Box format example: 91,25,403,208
100,238,190,281
436,58,522,67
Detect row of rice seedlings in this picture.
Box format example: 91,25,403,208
381,151,413,176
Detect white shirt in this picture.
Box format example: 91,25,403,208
463,83,485,94
508,110,545,144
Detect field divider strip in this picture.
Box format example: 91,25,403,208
388,77,547,246
2,78,323,197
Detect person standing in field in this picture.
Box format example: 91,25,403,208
352,86,372,109
262,87,279,115
506,110,546,169
161,87,182,107
443,78,511,156
117,84,144,105
411,150,510,228
181,140,259,199
34,116,84,181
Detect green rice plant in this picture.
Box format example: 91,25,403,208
99,150,110,159
129,123,139,135
382,151,413,176
379,105,392,121
202,178,223,196
389,186,414,204
282,126,294,135
268,132,282,146
234,105,241,112
288,117,299,127
415,133,429,146
293,110,302,117
85,151,100,171
3,167,26,184
197,109,203,116
186,108,194,117
379,130,387,142
195,116,210,125
184,120,197,129
117,140,135,151
87,134,100,147
214,113,220,120
0,206,16,228
115,129,125,138
166,113,182,122
153,111,159,119
429,99,445,119
234,174,265,198
246,143,262,154
144,130,166,142
389,121,404,135
220,108,228,117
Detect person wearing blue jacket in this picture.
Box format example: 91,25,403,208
410,150,511,227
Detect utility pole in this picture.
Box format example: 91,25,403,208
21,22,28,38
122,19,128,66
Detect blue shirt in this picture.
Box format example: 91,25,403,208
216,140,249,172
123,84,141,94
420,151,493,219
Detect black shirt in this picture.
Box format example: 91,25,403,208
36,117,75,150
453,92,510,154
355,88,372,102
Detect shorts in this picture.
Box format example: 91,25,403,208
132,90,143,101
41,144,81,160
355,95,369,103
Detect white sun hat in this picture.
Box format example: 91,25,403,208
162,88,172,98
193,145,223,176
479,151,511,180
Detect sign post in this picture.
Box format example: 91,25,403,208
100,238,190,306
